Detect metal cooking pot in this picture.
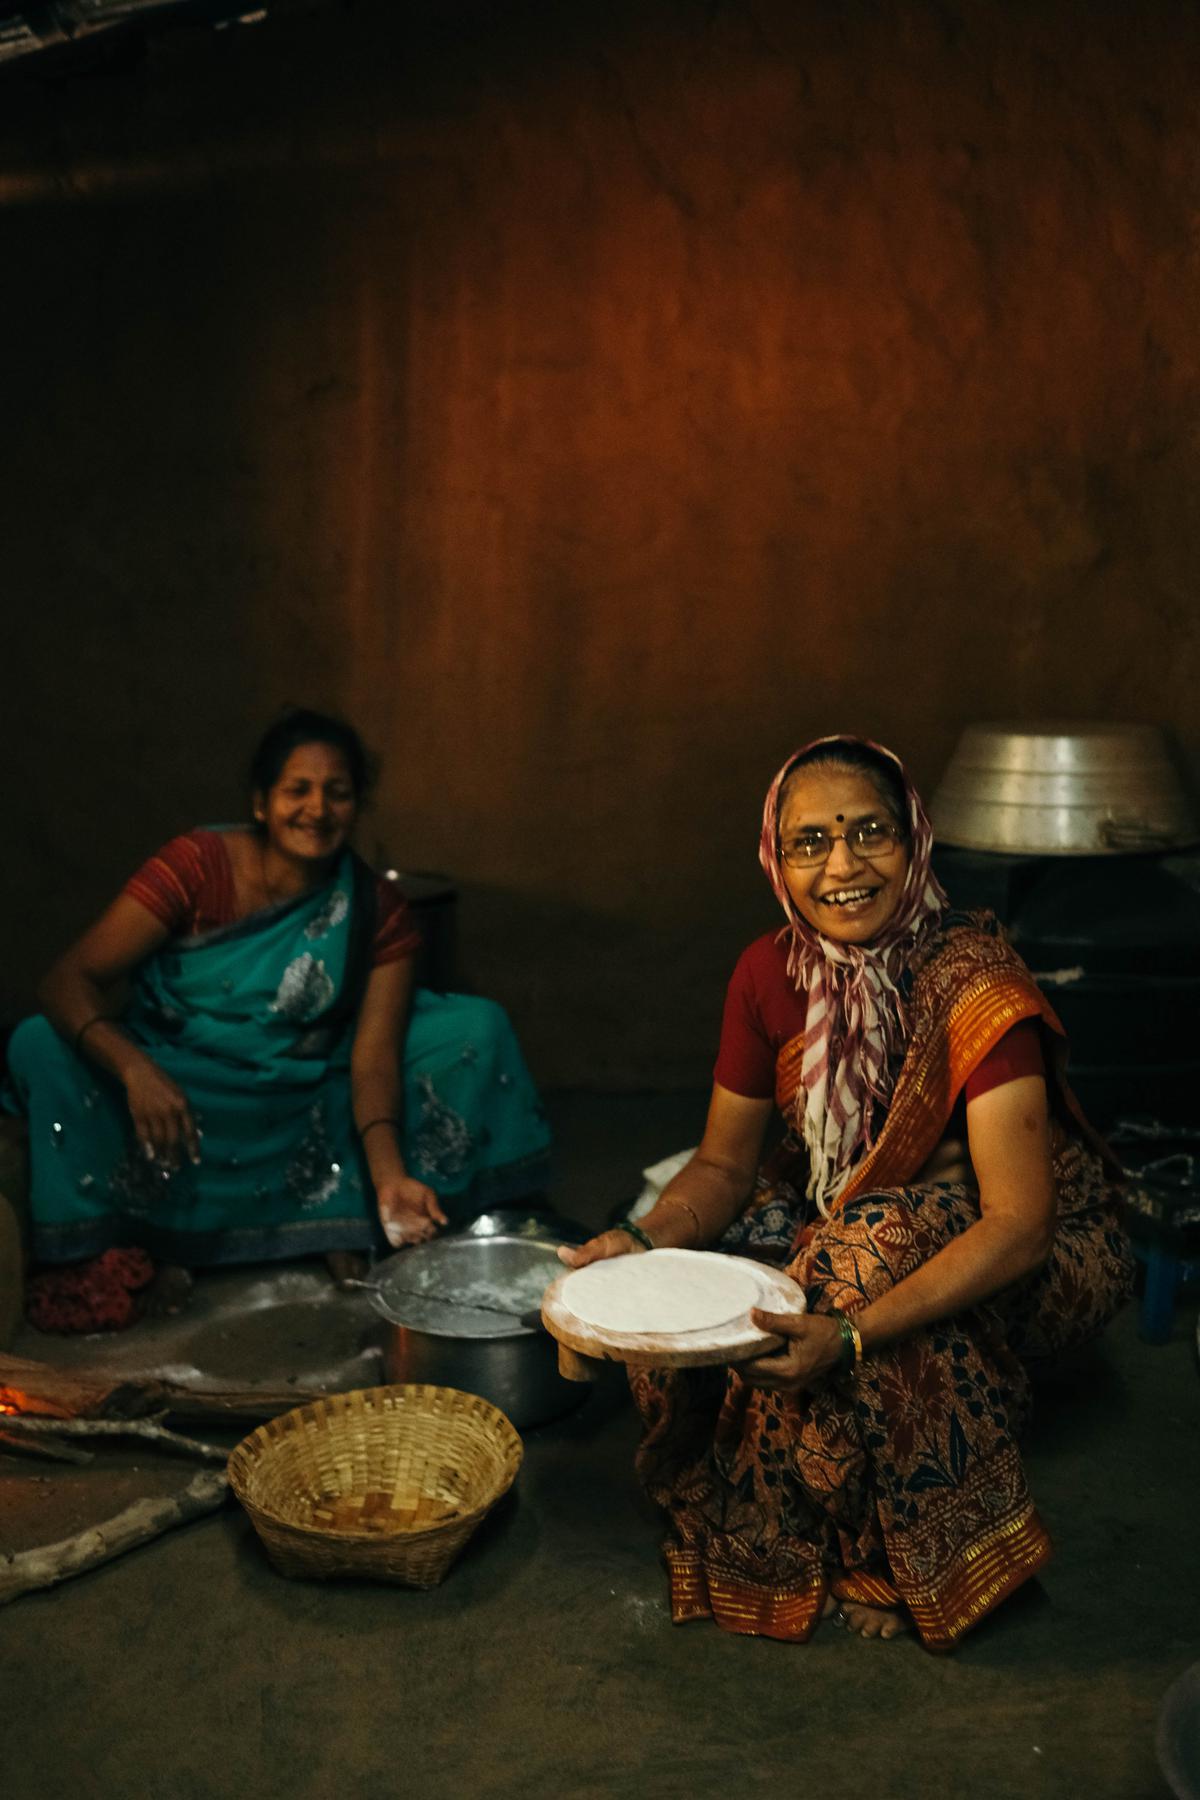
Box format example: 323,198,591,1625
930,722,1199,856
367,1211,589,1430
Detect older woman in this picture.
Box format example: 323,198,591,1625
5,709,550,1319
561,735,1132,1652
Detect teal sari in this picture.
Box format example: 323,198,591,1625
6,852,550,1265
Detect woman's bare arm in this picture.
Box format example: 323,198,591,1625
38,895,202,1166
350,958,447,1245
745,1074,1057,1387
558,1084,774,1266
850,1073,1055,1352
40,893,170,1074
348,956,412,1159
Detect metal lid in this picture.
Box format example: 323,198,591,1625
931,722,1199,856
369,1233,566,1339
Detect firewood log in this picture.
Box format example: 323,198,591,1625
0,1416,227,1461
0,1352,151,1420
0,1468,229,1605
0,1427,93,1465
0,1351,322,1424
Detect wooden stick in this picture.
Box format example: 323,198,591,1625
0,1468,229,1605
0,1417,228,1462
0,1427,93,1465
156,1383,324,1422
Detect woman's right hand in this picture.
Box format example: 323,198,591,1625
556,1227,647,1268
376,1175,448,1249
123,1060,201,1169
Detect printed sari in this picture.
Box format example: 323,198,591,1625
630,916,1133,1651
7,851,550,1266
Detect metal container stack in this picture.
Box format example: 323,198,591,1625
930,722,1200,1130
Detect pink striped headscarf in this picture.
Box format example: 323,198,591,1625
759,735,948,1215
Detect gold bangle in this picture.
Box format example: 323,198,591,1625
658,1196,702,1246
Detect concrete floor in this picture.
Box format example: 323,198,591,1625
1,1091,1197,1800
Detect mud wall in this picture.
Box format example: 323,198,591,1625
3,0,1199,1084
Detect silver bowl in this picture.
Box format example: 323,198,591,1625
930,722,1199,856
369,1225,586,1429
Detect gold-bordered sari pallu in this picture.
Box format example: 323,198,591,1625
804,915,1115,1220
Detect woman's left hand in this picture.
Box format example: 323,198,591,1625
376,1176,449,1249
738,1309,847,1392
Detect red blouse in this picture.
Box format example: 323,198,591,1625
714,931,1044,1103
124,830,420,967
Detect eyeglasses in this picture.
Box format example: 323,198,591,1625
780,821,903,867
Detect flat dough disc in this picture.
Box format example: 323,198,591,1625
559,1250,762,1336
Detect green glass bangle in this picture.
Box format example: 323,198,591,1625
835,1311,863,1370
615,1219,655,1252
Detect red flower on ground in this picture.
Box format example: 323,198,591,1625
26,1248,156,1335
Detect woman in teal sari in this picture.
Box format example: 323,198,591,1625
6,710,550,1310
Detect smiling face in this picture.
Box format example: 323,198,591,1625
256,741,359,866
777,764,910,945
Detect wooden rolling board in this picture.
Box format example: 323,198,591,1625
541,1251,806,1372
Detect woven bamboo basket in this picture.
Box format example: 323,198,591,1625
227,1384,523,1588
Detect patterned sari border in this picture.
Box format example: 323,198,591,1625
831,1569,902,1610
900,1506,1052,1651
664,1547,828,1640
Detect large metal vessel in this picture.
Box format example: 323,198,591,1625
930,722,1198,857
368,1212,589,1429
931,719,1200,1128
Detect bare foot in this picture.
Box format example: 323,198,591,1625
142,1264,194,1318
325,1250,368,1290
838,1598,910,1640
